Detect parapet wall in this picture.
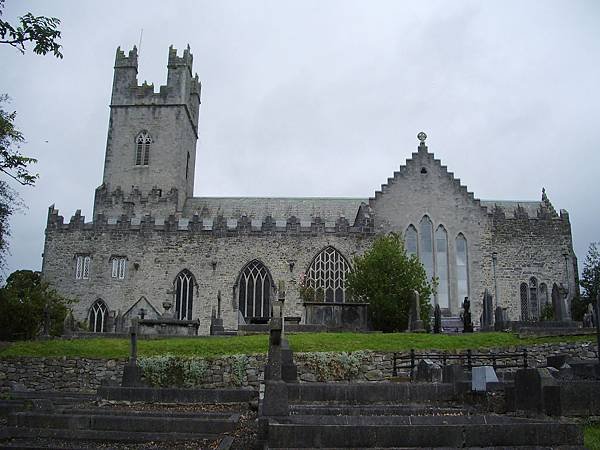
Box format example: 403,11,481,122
48,206,375,236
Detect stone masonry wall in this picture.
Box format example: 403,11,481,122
1,341,596,392
42,228,373,335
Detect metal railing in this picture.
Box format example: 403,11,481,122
392,348,528,376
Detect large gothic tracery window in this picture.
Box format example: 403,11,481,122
135,131,152,166
89,299,108,333
238,260,273,320
174,270,195,320
307,246,351,303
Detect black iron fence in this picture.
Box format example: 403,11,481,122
392,349,528,376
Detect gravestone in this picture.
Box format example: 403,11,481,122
461,297,473,333
471,366,499,391
261,295,290,417
442,364,465,384
210,290,225,335
114,309,124,333
514,368,557,412
494,306,508,331
433,304,441,334
481,289,493,329
122,319,143,387
551,284,567,321
408,290,425,332
63,310,75,337
414,359,442,382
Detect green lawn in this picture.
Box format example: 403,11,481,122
0,332,591,359
585,422,600,450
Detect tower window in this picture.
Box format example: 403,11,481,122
135,131,152,166
75,255,91,280
111,257,127,279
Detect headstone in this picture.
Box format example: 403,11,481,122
63,310,75,337
442,364,465,384
461,297,473,333
114,310,124,333
162,299,175,319
471,366,499,391
513,368,557,412
547,354,569,369
433,304,442,334
414,359,442,382
122,319,143,387
210,291,225,335
260,293,290,417
408,290,425,332
238,310,247,325
552,284,566,321
481,289,493,328
494,306,507,331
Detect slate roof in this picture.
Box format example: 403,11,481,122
183,197,367,222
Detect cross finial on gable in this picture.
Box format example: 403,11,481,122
417,131,427,145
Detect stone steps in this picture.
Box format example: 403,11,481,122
286,382,455,404
8,410,239,434
266,416,583,448
290,404,469,416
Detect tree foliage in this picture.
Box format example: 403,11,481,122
0,0,62,58
346,233,433,332
0,2,62,275
581,242,600,303
0,270,71,340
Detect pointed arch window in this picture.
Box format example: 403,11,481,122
520,282,529,321
435,226,449,308
539,282,549,308
174,270,195,320
419,217,434,282
89,299,108,333
238,260,274,320
307,246,351,303
455,233,469,304
405,225,418,257
529,277,539,320
135,131,152,166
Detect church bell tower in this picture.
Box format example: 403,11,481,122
93,45,201,219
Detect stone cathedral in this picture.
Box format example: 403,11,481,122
41,46,578,335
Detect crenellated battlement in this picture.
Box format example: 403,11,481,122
48,205,374,236
111,45,201,130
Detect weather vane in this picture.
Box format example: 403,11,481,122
417,132,427,144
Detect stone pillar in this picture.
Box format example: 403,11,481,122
408,290,425,332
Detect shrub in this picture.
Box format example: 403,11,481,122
346,233,432,332
138,354,208,387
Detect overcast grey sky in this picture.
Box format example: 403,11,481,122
1,0,599,277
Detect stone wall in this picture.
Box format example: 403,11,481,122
42,228,373,335
1,342,596,392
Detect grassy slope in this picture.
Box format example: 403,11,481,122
0,332,591,359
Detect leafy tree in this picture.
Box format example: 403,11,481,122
581,242,600,303
0,1,62,274
346,233,433,332
0,0,62,58
0,270,72,340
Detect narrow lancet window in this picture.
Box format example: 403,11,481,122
405,225,418,257
419,217,434,282
435,226,449,308
455,233,469,304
